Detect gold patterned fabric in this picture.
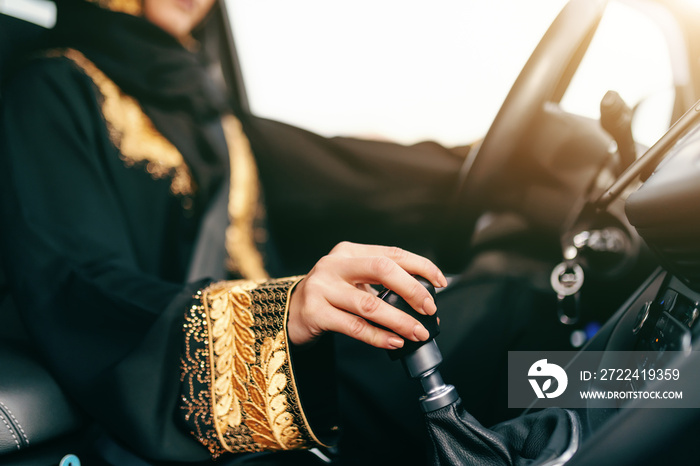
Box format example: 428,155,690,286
86,0,142,16
221,115,269,281
55,49,270,276
55,48,196,201
180,277,327,457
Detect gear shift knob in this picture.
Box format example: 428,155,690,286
379,277,460,412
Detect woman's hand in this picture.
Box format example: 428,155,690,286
288,241,448,349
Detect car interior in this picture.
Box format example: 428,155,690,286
2,0,700,464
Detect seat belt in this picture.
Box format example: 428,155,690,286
186,177,230,283
186,120,231,283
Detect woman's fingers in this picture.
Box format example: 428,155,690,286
288,277,415,349
314,300,407,350
324,282,429,342
319,253,437,316
330,242,447,289
287,241,447,349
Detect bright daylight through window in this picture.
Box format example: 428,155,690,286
226,0,675,148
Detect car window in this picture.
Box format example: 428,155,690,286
3,0,679,149
225,0,567,146
0,0,56,27
559,1,677,148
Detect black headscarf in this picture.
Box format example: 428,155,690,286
49,0,230,200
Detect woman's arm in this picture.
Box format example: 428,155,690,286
1,56,446,460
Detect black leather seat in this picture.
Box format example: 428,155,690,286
0,341,85,462
1,11,88,466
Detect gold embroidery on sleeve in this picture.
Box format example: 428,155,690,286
181,277,322,457
207,282,256,447
54,48,195,199
181,292,221,454
221,115,268,280
245,331,305,450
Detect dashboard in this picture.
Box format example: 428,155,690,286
545,121,700,464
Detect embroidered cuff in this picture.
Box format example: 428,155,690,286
180,276,326,457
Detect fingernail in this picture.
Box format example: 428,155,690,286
440,275,448,288
423,297,437,315
388,337,404,349
414,324,430,341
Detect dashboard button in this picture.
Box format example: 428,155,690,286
659,289,677,312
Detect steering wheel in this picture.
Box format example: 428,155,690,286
455,0,608,212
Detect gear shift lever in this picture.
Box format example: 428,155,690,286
380,278,581,465
379,277,459,412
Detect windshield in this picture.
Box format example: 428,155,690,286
226,0,567,146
